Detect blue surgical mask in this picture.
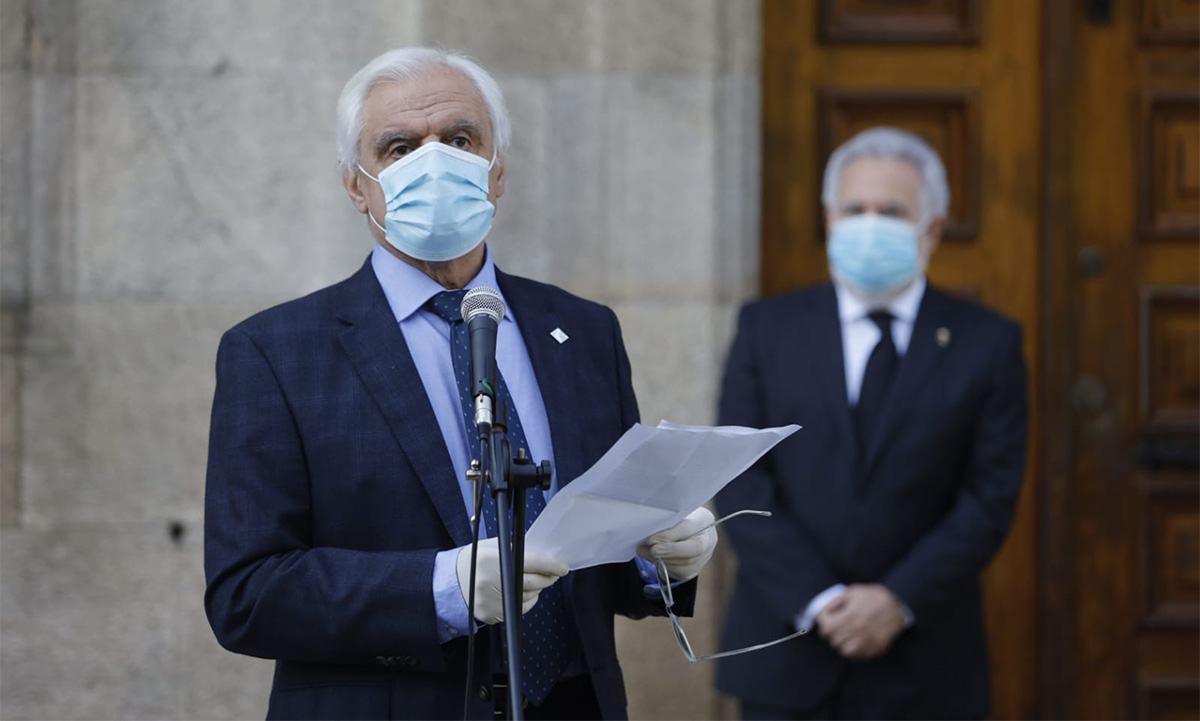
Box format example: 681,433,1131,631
827,213,922,295
358,142,496,262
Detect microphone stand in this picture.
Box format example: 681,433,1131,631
477,395,552,721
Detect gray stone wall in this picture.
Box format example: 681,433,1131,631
0,1,760,718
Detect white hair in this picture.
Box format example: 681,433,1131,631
820,127,949,222
335,47,512,174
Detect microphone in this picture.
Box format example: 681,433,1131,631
460,287,506,431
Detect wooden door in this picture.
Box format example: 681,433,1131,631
1042,1,1200,719
761,1,1041,717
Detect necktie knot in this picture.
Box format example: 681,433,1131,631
426,289,467,324
868,310,894,341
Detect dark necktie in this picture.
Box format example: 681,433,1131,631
426,290,570,706
855,310,899,455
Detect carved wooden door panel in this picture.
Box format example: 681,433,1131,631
762,1,1041,717
1042,1,1200,719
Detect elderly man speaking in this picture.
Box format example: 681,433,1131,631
203,47,717,721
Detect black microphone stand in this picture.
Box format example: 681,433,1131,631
478,395,552,721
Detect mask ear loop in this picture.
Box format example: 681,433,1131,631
356,162,380,183
355,163,388,234
913,213,933,237
912,209,939,279
366,209,387,235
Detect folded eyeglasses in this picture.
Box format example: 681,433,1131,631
654,509,808,662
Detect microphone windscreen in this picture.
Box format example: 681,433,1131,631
461,286,505,323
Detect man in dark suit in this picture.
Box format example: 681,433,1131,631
714,127,1027,720
204,47,717,721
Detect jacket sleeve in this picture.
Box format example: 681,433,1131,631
881,323,1029,618
714,303,844,625
203,328,448,670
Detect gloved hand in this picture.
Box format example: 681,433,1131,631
456,537,569,625
637,506,717,582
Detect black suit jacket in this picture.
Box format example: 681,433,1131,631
204,258,692,720
714,283,1027,719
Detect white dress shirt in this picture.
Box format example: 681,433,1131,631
795,276,926,633
836,276,925,405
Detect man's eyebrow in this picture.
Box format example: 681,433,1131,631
879,201,913,214
441,119,484,137
373,130,418,158
371,120,486,158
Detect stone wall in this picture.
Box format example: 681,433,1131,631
0,1,760,718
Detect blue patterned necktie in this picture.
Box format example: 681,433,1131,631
426,290,570,706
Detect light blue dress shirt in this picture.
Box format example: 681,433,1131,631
371,244,661,649
371,243,558,642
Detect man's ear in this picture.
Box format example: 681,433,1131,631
491,152,506,201
921,216,944,258
342,166,369,214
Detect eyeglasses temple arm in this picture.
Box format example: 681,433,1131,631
677,509,772,542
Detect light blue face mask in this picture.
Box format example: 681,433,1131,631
358,142,496,262
827,213,922,295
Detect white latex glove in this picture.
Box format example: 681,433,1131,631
637,506,717,582
456,538,568,625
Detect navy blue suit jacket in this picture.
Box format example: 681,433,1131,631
204,258,692,720
714,284,1027,719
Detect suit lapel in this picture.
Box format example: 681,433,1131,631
812,286,859,459
495,270,586,488
335,261,472,546
861,286,953,475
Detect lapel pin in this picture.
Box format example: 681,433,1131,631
550,327,569,344
936,327,951,347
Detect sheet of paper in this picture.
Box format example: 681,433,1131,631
525,420,800,570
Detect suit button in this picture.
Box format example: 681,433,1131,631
478,685,490,700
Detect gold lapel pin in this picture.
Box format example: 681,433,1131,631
936,327,951,347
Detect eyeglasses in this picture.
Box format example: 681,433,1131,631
655,509,808,662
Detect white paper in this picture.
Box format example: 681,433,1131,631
525,420,800,570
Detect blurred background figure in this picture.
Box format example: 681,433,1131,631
753,4,1198,719
1,2,1196,720
715,127,1027,720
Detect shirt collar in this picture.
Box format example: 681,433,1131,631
371,243,513,324
835,275,926,325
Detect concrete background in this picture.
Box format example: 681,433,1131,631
0,0,760,718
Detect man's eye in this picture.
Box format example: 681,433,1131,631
450,137,470,149
390,145,412,157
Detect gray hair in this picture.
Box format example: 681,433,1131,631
820,127,949,222
335,47,512,173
